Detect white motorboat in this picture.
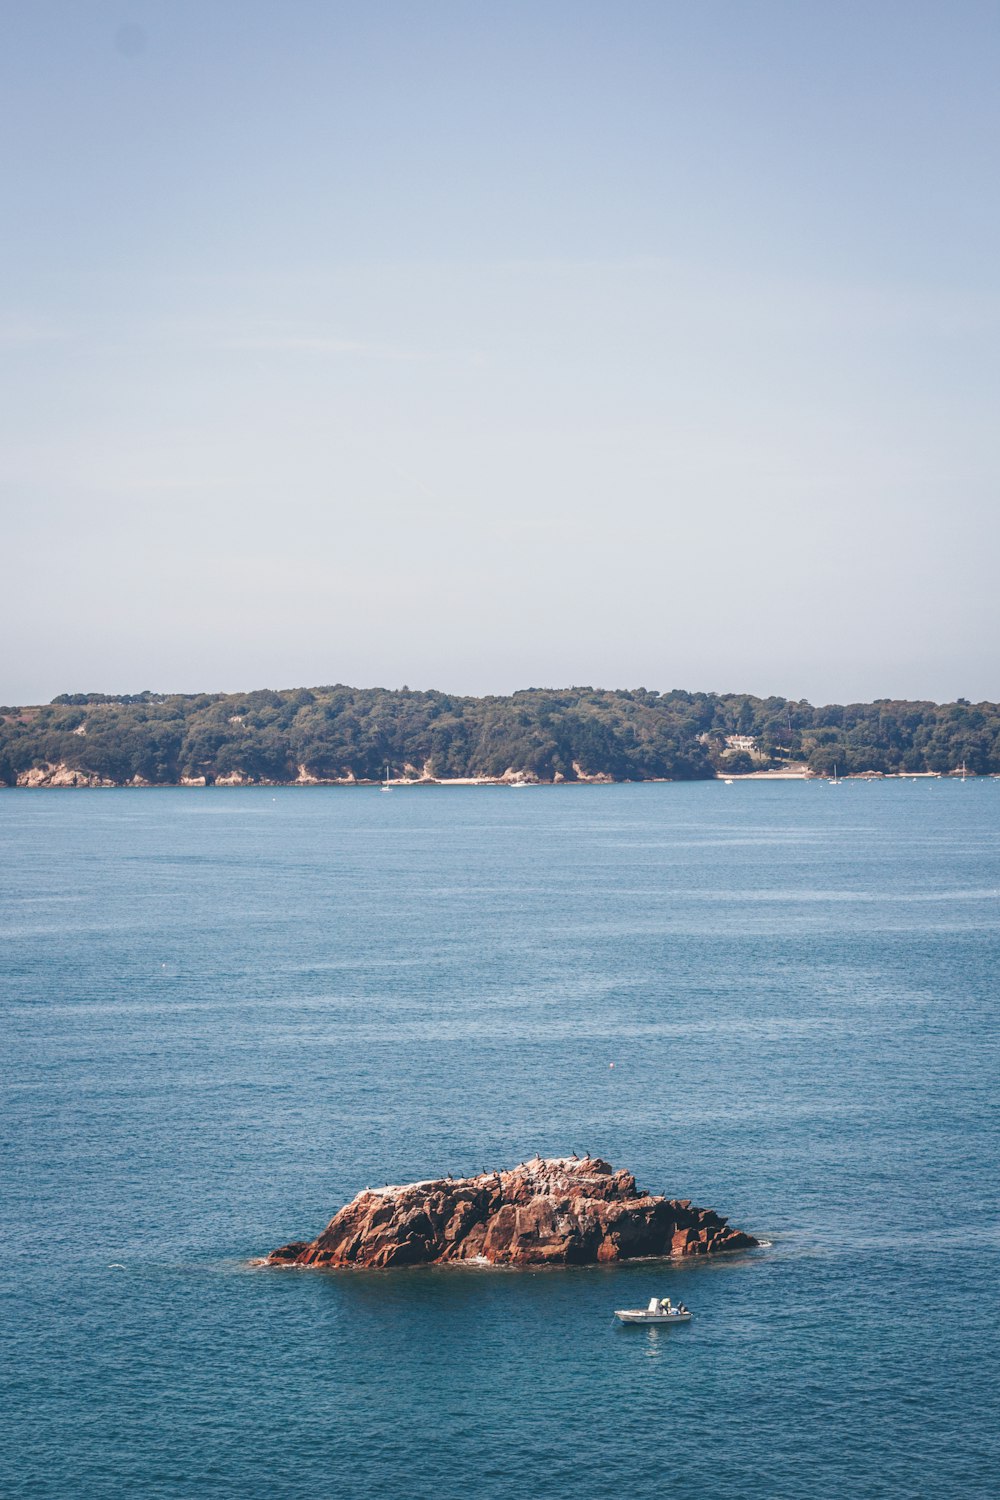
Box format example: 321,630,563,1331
615,1297,692,1325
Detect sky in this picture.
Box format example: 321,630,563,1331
2,0,999,707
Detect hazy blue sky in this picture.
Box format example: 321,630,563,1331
3,1,998,705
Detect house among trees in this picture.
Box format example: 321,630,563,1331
724,734,757,753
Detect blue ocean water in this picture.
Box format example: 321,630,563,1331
2,781,998,1499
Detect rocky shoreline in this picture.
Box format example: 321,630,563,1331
11,760,615,788
267,1155,759,1269
12,758,975,789
11,760,966,788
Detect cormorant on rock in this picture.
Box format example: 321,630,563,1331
571,1151,579,1159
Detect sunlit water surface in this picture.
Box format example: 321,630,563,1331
2,782,998,1498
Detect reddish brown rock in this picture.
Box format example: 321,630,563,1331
267,1155,758,1269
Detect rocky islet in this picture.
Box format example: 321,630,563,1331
268,1155,758,1269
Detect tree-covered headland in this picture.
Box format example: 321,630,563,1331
0,685,997,786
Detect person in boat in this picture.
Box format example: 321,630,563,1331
660,1298,672,1314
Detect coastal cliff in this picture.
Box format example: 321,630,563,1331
268,1155,758,1269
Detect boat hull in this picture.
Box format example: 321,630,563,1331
615,1310,692,1324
